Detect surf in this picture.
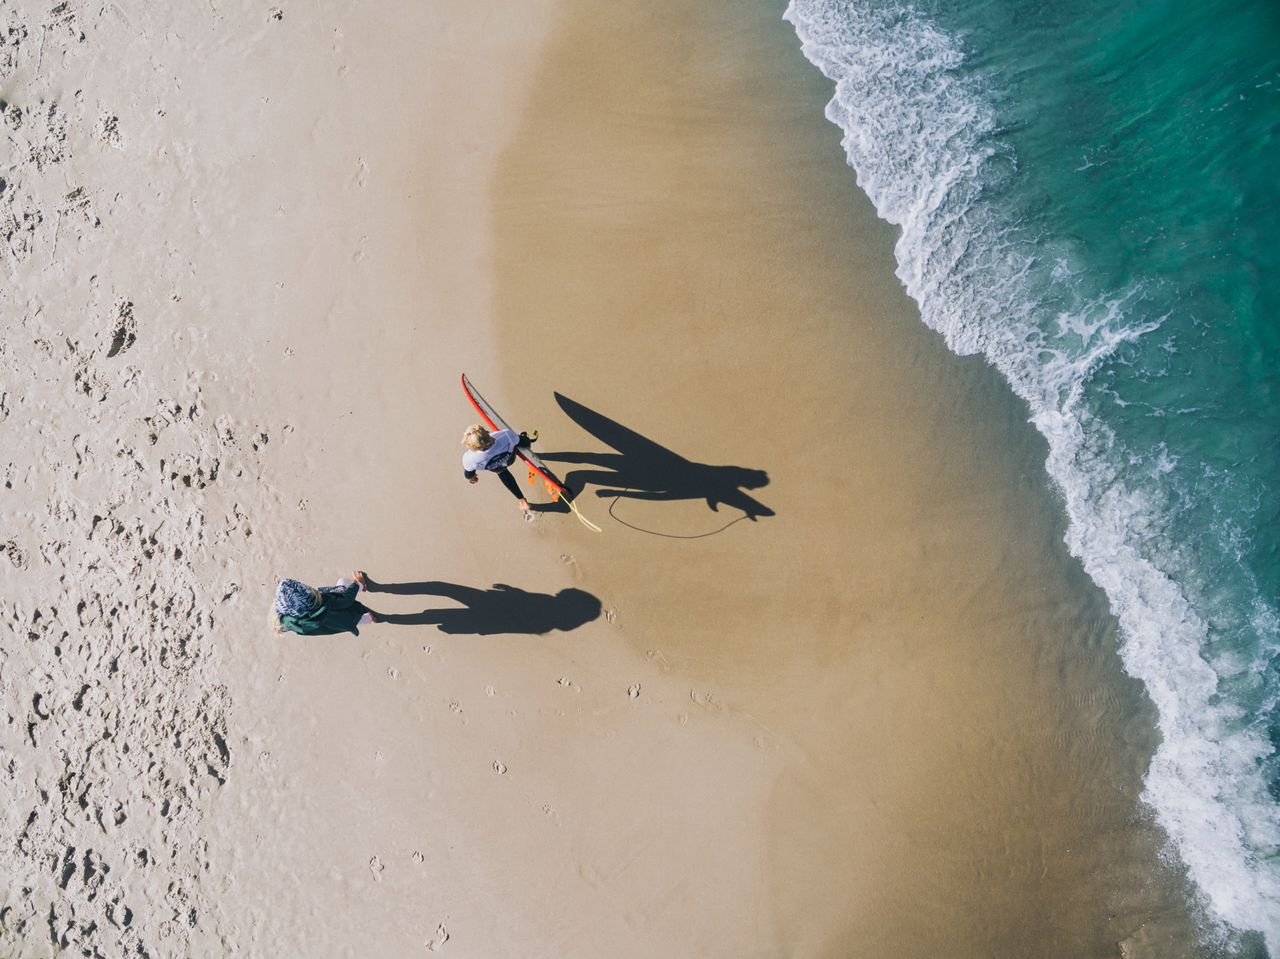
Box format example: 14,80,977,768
784,0,1280,950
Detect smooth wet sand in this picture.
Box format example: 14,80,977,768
486,1,1210,956
0,0,1212,956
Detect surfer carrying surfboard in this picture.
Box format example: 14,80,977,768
458,374,600,531
462,424,539,512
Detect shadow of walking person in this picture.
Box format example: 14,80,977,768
542,392,775,521
367,579,602,636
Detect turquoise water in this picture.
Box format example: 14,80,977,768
785,0,1280,951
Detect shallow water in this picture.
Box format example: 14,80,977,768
785,0,1280,950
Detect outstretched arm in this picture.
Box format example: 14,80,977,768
367,580,481,604
538,451,618,466
706,490,775,519
594,487,678,501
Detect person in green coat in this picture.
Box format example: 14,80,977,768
273,570,382,636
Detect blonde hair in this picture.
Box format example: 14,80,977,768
462,424,494,451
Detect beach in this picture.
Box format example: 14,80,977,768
0,0,1263,956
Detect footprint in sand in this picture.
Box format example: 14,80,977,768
627,684,641,700
2,540,27,569
492,760,507,775
484,684,495,697
425,923,450,951
369,856,384,882
105,301,136,357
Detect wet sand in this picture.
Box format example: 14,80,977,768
486,1,1209,956
0,0,1211,956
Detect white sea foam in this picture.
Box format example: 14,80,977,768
783,0,1280,950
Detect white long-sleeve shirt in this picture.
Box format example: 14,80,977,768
462,429,519,476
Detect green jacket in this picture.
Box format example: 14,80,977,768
279,582,366,636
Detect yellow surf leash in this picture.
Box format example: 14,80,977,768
528,465,602,533
564,496,602,533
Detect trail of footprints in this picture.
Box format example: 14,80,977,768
0,380,282,955
0,26,279,943
0,5,308,956
0,361,279,956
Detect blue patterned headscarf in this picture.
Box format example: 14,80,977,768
274,579,320,617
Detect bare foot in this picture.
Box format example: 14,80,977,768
354,570,371,590
368,611,381,624
517,499,530,512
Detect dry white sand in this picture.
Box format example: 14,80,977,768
0,1,1209,957
0,0,563,952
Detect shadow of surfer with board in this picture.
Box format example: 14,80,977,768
542,393,775,523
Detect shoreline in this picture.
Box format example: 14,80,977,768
784,3,1279,948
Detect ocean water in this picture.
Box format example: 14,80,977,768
783,0,1280,952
